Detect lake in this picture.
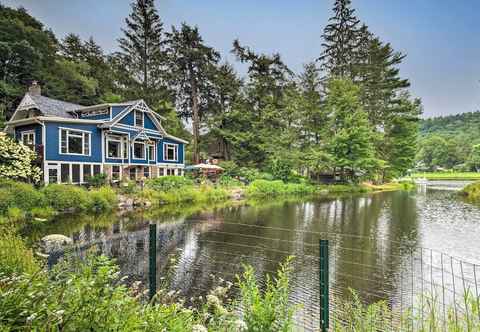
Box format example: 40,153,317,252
24,180,480,329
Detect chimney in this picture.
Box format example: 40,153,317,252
28,81,41,96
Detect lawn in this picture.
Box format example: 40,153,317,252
412,172,480,180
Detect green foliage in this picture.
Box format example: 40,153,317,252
246,180,316,197
0,135,42,183
325,79,379,182
218,175,243,187
460,181,480,201
0,226,38,275
238,256,297,332
88,186,117,212
41,184,91,212
268,157,293,182
85,172,108,188
146,176,194,191
0,179,45,216
144,184,228,205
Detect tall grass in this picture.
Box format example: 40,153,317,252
246,180,316,197
143,176,229,205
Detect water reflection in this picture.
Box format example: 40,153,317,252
24,184,480,328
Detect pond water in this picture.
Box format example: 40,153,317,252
23,181,480,328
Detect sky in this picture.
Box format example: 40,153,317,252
3,0,480,118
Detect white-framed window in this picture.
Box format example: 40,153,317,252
111,165,121,181
148,143,155,161
21,130,35,146
106,135,128,159
134,110,144,127
133,141,146,159
166,168,176,176
60,128,90,155
164,143,178,161
143,166,150,178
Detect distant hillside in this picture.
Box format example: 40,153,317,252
420,111,480,137
417,111,480,171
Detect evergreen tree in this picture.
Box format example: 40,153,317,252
166,23,220,163
383,94,421,179
205,62,243,161
325,79,378,182
231,40,293,167
60,33,84,61
116,0,170,105
319,0,362,78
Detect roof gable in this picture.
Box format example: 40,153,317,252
11,93,85,121
101,100,166,134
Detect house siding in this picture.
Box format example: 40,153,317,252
159,137,184,164
15,124,42,145
44,122,102,162
111,105,129,118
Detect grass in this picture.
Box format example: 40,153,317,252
412,172,480,180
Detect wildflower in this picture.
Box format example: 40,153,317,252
234,319,248,331
192,324,208,332
207,294,221,307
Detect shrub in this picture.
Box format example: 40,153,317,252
85,173,108,188
246,180,316,197
218,175,243,188
238,257,297,331
0,226,39,275
41,184,91,212
460,181,480,201
88,186,118,212
29,206,55,220
146,176,194,191
118,180,138,195
0,179,45,216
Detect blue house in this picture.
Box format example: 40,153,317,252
5,82,188,184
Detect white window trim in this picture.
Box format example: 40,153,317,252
111,165,122,181
134,110,144,128
148,143,156,161
106,135,128,159
132,141,146,160
59,127,91,156
163,143,179,162
21,130,35,146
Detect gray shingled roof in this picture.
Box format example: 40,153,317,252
29,94,85,118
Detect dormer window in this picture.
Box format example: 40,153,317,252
134,110,144,127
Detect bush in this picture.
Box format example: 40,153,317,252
246,180,316,197
460,181,480,201
0,226,39,275
41,184,91,212
146,176,194,191
218,175,243,187
88,186,118,212
0,179,45,216
85,173,108,188
238,257,297,331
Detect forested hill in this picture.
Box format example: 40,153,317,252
420,111,480,137
417,111,480,171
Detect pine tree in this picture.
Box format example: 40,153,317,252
166,23,220,163
206,62,243,161
231,40,293,167
60,33,84,61
319,0,362,78
116,0,169,105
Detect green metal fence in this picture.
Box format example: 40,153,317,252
48,220,480,331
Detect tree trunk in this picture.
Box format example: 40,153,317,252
190,68,200,164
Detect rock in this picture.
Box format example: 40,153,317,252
40,234,73,254
230,188,245,201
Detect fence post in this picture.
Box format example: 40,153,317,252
149,223,157,300
319,239,329,332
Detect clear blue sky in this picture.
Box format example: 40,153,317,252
4,0,480,117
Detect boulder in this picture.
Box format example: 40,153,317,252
40,234,73,254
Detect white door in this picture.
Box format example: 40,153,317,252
45,163,60,184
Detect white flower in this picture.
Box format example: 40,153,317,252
192,324,208,332
234,319,248,331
